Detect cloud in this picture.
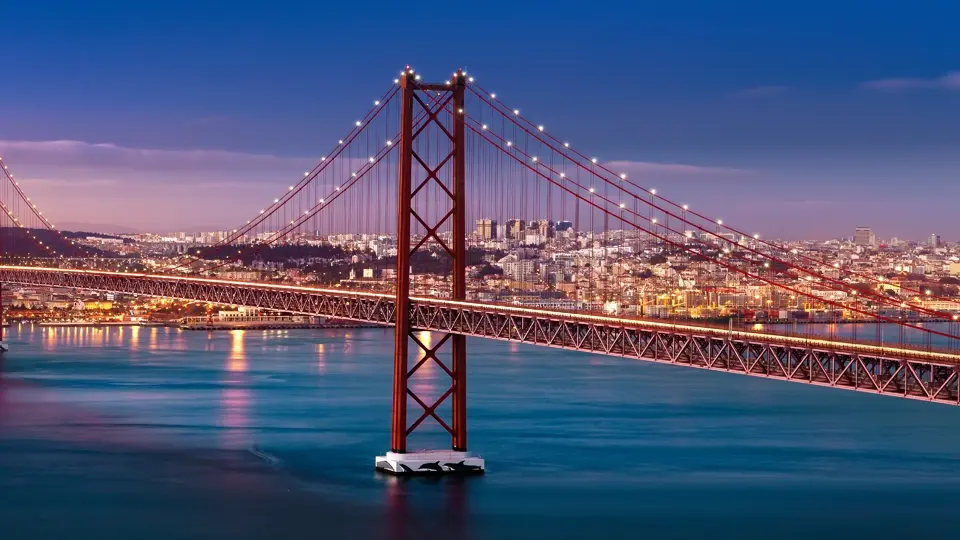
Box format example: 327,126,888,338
734,85,790,98
0,139,752,231
861,71,960,92
0,139,323,230
0,139,314,176
604,160,751,177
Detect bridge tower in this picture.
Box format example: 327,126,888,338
375,68,483,475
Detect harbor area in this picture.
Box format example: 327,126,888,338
178,307,382,330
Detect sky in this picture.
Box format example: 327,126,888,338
0,0,957,239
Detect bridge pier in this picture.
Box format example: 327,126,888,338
376,67,484,475
375,450,484,476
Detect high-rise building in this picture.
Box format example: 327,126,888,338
854,227,876,247
556,220,573,232
506,219,526,240
536,219,555,238
930,233,941,248
475,219,497,240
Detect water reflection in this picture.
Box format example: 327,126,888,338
383,475,471,540
409,330,437,403
227,330,247,373
129,324,139,351
221,330,251,449
149,326,158,350
317,342,327,375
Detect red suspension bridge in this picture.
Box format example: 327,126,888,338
1,68,959,474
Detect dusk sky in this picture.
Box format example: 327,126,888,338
1,1,957,239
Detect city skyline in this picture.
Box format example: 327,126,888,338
0,1,957,237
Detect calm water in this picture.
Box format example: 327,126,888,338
2,323,960,539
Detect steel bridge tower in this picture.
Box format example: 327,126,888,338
375,68,484,475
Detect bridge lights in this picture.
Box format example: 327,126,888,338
490,93,496,99
538,125,545,131
513,109,520,115
591,157,598,164
620,173,627,179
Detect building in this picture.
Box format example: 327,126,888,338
535,219,555,239
506,219,526,240
498,254,537,281
929,233,941,248
475,219,497,240
854,227,876,248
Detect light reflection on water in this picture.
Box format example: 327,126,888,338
222,330,250,449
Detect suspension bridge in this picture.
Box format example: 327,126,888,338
1,68,958,475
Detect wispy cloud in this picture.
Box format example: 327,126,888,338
0,139,317,230
0,140,753,230
861,71,960,92
0,139,313,176
733,85,790,98
605,160,751,177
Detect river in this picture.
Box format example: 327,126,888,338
1,323,959,539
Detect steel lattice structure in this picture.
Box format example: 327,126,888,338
3,265,958,406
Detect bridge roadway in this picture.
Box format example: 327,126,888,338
2,265,959,406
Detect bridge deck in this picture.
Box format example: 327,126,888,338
2,265,959,405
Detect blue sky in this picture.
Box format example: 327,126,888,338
0,0,957,238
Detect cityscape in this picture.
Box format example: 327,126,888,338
6,224,959,327
1,2,959,540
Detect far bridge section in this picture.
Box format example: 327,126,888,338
2,265,959,406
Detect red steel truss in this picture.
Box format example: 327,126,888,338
392,68,469,453
2,265,959,406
